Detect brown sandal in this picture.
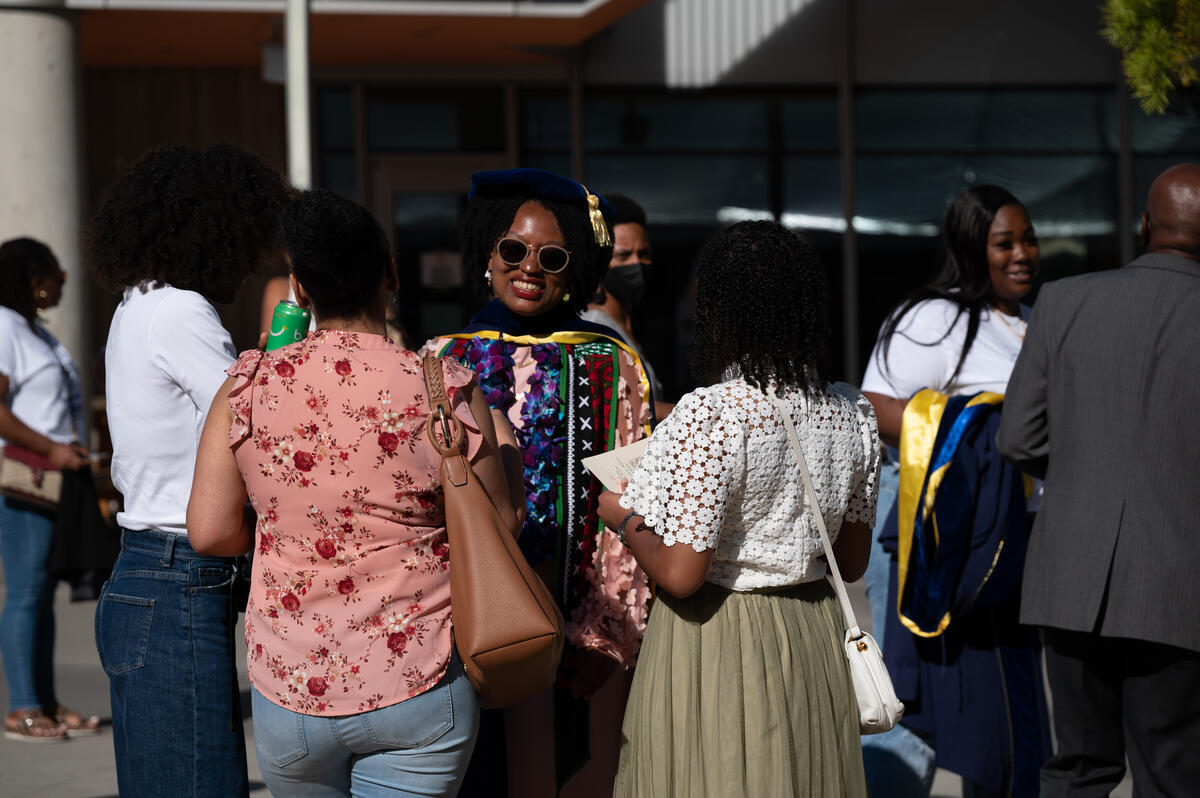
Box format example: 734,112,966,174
4,710,67,743
51,705,100,737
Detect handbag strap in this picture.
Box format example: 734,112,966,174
420,355,467,463
30,322,84,442
767,385,863,640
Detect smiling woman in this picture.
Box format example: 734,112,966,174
863,185,1040,446
424,168,655,798
857,185,1051,798
489,202,574,315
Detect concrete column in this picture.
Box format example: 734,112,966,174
0,2,89,421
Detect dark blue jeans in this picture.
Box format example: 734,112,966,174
95,529,249,798
0,497,58,711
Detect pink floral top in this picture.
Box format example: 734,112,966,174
228,330,480,716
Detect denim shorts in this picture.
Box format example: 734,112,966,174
95,529,249,798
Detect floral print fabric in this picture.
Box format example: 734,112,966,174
228,330,479,716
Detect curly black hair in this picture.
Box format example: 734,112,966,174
87,143,291,304
0,238,59,320
691,221,830,394
876,185,1025,384
281,189,391,320
460,194,611,315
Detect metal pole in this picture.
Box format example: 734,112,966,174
286,0,312,189
838,0,859,381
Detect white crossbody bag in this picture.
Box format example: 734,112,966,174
769,387,904,735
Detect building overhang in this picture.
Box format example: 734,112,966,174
72,0,648,68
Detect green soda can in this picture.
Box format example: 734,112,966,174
265,300,311,351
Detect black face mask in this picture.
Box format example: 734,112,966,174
604,263,646,305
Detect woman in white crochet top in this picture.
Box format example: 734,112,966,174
597,221,880,797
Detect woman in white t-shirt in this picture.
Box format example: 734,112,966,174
859,185,1042,798
88,144,290,798
597,222,879,797
0,238,98,742
862,186,1038,435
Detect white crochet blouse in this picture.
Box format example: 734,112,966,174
619,378,881,591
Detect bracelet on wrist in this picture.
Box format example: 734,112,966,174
615,510,638,546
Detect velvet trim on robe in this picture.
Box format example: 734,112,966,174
879,397,1050,794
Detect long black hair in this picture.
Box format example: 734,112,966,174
460,195,610,316
876,185,1024,384
691,221,830,394
0,238,59,320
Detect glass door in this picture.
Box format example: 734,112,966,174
370,153,511,345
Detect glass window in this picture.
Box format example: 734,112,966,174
316,86,356,199
856,89,1116,153
587,154,770,226
523,96,570,153
856,154,1116,231
783,155,843,229
390,192,469,343
782,97,839,151
522,154,573,178
367,91,505,152
584,98,768,151
318,88,354,150
1132,100,1200,153
319,154,356,202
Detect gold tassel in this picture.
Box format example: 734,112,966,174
583,187,612,246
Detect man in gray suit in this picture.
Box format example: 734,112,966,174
998,163,1200,797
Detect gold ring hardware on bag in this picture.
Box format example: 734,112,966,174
857,639,869,652
438,406,452,447
424,403,465,456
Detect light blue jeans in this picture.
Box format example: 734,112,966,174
0,497,58,711
860,460,938,798
251,653,480,797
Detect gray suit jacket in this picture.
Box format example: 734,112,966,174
997,253,1200,653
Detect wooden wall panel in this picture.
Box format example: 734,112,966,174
83,68,287,353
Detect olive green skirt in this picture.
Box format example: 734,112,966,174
614,580,867,798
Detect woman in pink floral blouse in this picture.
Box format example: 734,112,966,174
188,190,521,797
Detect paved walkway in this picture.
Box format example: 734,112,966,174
0,583,268,798
0,578,1132,797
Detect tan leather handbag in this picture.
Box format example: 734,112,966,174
421,356,565,708
0,445,62,510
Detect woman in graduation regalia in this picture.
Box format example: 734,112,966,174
426,168,654,798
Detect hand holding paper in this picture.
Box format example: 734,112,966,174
581,438,649,492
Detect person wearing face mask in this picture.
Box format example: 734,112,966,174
581,195,672,418
858,185,1051,798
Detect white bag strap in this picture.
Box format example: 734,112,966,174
767,385,863,640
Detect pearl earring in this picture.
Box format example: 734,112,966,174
37,289,48,299
484,268,492,286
